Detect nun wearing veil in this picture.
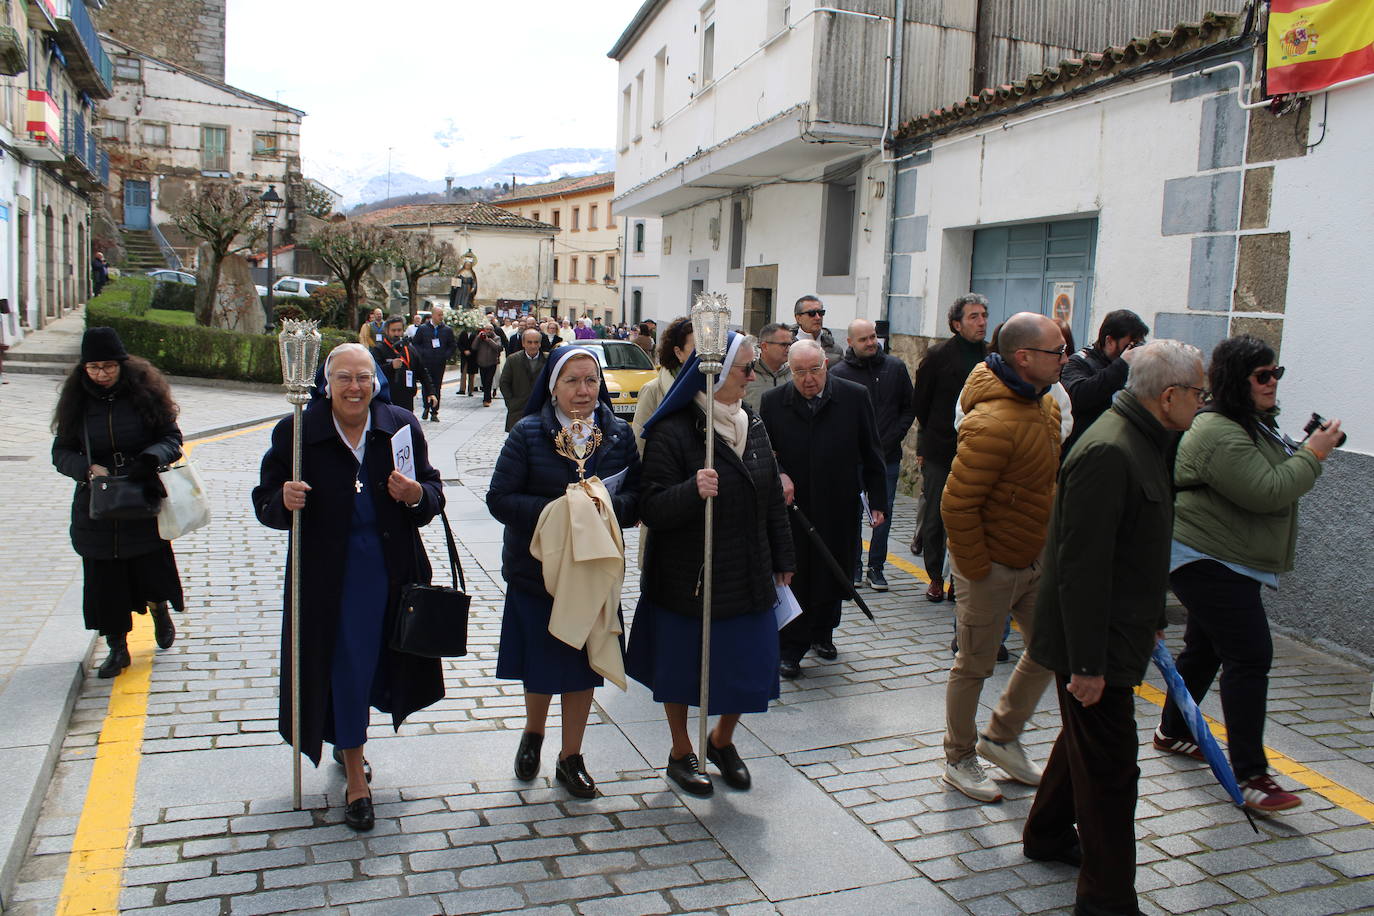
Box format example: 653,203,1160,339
487,346,641,798
626,331,795,797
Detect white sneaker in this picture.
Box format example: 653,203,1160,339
976,734,1043,786
943,754,1003,802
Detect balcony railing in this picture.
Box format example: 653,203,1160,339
59,106,107,189
0,26,28,75
55,0,112,98
21,0,58,32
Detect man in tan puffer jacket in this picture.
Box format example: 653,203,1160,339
940,312,1066,804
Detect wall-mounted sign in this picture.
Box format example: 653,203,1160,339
1052,281,1075,323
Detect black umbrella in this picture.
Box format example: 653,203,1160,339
787,503,882,633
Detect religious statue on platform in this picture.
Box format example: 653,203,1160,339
449,249,479,309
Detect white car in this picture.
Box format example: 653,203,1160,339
146,269,196,286
272,276,326,298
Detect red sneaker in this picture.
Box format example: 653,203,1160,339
1152,727,1205,761
1241,774,1302,813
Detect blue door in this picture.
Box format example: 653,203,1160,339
124,180,150,230
970,218,1097,348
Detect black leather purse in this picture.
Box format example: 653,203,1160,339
83,421,162,521
391,511,470,658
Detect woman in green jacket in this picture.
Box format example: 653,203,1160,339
1154,335,1343,814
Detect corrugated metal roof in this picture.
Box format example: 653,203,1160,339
359,201,556,231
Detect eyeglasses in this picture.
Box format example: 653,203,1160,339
1174,384,1212,404
84,362,120,375
763,339,794,348
732,364,756,377
1019,344,1068,357
793,365,825,377
797,309,826,318
331,372,374,387
1251,366,1285,384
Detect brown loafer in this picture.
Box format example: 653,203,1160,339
925,579,946,603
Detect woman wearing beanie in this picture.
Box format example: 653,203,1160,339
51,327,185,677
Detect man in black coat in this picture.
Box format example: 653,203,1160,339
830,317,916,591
1024,340,1205,915
371,316,436,415
761,338,886,678
911,293,988,603
1060,309,1149,453
411,305,457,421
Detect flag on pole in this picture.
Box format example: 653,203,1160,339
1267,0,1374,94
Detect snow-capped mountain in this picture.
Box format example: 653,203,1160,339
307,148,614,207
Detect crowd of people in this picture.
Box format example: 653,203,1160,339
53,284,1344,913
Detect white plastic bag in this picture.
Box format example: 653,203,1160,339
157,460,211,540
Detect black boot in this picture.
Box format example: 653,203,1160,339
97,635,130,679
150,602,176,649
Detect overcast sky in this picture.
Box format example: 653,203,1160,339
225,0,645,181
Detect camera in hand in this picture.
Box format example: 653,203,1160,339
1303,413,1347,449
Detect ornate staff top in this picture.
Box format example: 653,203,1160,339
279,319,322,405
691,292,731,376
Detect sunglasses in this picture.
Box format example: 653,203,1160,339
1175,384,1213,404
798,309,826,318
1251,366,1285,385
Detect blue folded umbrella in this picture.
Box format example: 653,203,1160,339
1150,641,1258,832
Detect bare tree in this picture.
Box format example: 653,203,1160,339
306,221,399,327
391,233,459,320
170,182,264,326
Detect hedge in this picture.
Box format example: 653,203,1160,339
88,281,354,383
150,280,197,312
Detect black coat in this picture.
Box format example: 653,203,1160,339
760,377,886,606
497,351,548,431
1060,345,1130,453
830,349,917,462
639,404,794,621
912,335,986,466
457,329,480,373
371,339,434,413
251,400,446,764
52,376,183,560
412,321,456,367
487,401,640,595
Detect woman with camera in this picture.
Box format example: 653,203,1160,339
51,328,184,678
1154,334,1343,814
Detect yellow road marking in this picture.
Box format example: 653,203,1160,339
56,420,271,916
871,539,1373,822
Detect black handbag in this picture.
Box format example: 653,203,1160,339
391,511,470,658
83,421,162,521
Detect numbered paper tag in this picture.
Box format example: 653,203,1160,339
405,370,414,388
391,425,414,478
431,337,440,348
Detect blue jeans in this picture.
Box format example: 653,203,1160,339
855,460,901,576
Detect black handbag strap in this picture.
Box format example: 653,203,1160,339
417,509,466,593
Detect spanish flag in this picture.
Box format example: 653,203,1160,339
1268,0,1374,94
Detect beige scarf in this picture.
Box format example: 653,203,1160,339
694,391,748,458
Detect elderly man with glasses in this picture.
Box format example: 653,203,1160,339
743,322,795,411
760,338,887,679
939,312,1066,804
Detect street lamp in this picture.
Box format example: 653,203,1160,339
260,185,284,331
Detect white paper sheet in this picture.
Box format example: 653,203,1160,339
601,467,629,495
391,425,415,478
774,584,803,630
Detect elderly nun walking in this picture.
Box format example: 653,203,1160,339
626,331,795,796
487,346,641,798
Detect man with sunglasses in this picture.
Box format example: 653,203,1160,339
792,295,842,366
1061,309,1149,453
940,312,1065,804
743,322,794,411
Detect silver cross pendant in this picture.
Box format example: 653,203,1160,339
354,479,363,494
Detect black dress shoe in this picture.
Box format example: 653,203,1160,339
96,645,131,678
344,792,374,832
811,641,838,661
514,731,543,781
332,746,372,783
706,741,751,790
555,753,597,798
666,753,713,796
151,601,176,649
779,659,801,680
1025,840,1083,868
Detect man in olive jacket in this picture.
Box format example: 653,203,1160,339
1023,340,1205,916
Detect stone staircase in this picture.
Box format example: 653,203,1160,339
119,229,167,274
3,309,84,377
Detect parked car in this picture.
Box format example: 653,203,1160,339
572,339,657,417
272,276,326,298
146,269,195,286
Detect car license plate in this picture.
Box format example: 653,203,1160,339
613,404,636,416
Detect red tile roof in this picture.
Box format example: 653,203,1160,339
493,172,615,205
359,201,556,231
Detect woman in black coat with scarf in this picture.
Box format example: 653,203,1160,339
487,346,641,799
627,331,795,797
252,343,445,831
52,328,184,678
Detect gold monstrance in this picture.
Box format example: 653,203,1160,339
553,419,603,485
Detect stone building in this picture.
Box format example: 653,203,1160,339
0,0,113,332
93,0,225,81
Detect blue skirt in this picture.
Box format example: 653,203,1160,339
330,461,389,749
496,585,614,695
624,597,779,715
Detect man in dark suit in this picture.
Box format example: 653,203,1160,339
371,317,435,415
760,338,886,679
411,306,457,421
911,293,988,603
497,327,548,431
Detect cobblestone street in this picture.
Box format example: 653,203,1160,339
2,374,1372,915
